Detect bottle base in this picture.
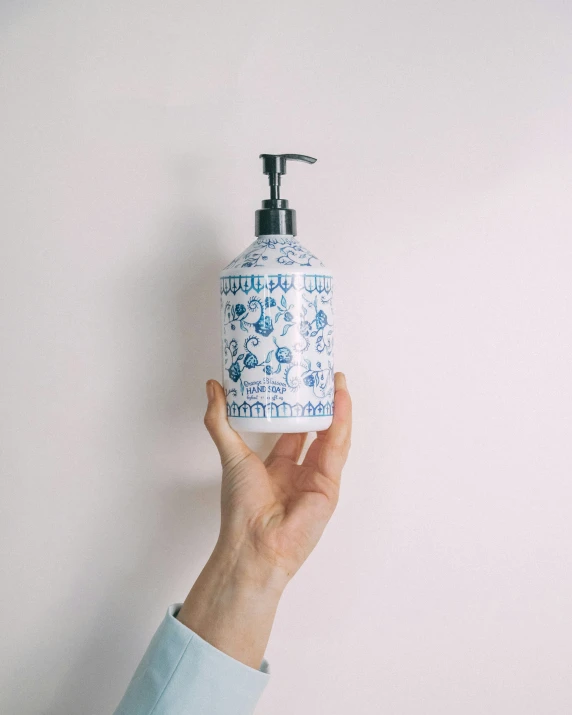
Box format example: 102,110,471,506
228,415,333,434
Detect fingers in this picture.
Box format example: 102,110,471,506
320,372,352,454
265,432,308,466
204,380,251,468
302,372,352,482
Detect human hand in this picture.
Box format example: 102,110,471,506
176,373,352,668
205,371,352,590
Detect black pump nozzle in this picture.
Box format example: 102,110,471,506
260,153,317,201
255,153,317,237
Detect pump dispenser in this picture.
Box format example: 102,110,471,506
255,153,316,237
220,154,334,433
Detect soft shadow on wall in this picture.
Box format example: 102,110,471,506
44,213,223,714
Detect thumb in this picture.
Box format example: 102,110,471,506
204,380,251,468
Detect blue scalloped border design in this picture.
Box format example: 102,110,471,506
227,400,333,419
221,273,332,296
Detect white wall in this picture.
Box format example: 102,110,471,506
1,1,571,713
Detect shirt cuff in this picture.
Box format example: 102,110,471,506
114,604,270,715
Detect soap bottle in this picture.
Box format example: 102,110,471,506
220,153,334,433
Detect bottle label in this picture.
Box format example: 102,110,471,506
220,273,334,420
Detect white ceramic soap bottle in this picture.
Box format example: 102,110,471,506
220,153,334,433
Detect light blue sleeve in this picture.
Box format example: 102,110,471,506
114,604,270,715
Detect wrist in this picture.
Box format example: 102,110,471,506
210,536,290,597
177,541,284,669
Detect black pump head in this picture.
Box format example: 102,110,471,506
255,153,317,237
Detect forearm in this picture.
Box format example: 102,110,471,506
176,539,286,669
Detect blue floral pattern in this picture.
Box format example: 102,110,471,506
221,273,334,418
225,236,325,270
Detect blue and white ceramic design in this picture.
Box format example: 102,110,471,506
225,234,325,270
220,237,334,432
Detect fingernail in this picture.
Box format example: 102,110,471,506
206,380,214,402
337,372,347,389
